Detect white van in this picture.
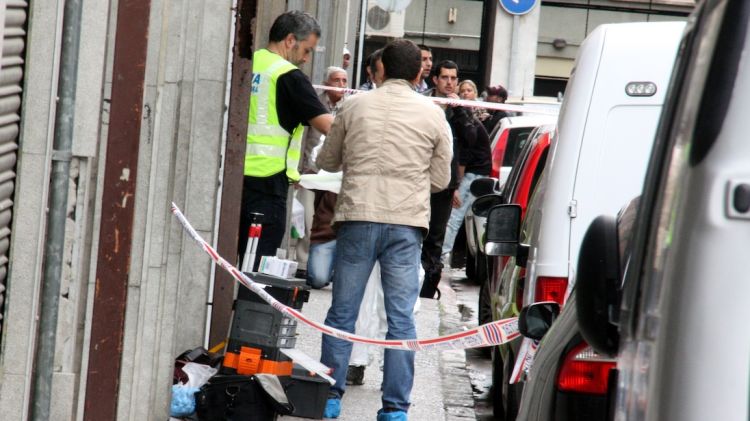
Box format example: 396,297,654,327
522,21,685,307
575,0,750,419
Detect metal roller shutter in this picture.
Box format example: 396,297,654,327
0,0,27,343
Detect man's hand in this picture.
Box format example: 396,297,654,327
446,93,460,107
452,190,462,208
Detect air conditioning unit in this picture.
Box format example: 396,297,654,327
365,0,405,38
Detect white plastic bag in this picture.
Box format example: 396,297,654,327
182,362,217,388
291,197,306,239
298,170,343,194
170,362,218,417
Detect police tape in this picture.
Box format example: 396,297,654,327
171,202,521,351
312,84,559,116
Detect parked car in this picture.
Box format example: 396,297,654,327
489,115,557,185
576,1,750,420
463,179,502,284
478,124,555,327
464,117,556,284
480,124,555,419
484,21,685,421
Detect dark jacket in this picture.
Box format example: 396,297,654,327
482,109,509,135
461,121,491,176
445,106,491,181
310,190,338,244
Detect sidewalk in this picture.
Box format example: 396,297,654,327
279,280,475,421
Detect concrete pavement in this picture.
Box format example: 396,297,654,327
279,280,476,421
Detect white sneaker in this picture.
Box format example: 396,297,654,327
441,252,451,267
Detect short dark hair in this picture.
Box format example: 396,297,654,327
417,44,431,53
268,11,321,43
366,48,384,77
486,85,508,101
433,60,458,79
381,39,422,81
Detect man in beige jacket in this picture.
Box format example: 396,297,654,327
316,39,452,421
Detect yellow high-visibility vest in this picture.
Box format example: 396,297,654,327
246,49,304,181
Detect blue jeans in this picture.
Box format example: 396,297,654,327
321,222,422,412
307,240,336,289
442,172,482,255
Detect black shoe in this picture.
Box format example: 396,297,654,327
295,269,308,279
346,365,365,385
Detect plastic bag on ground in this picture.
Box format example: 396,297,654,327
170,362,218,417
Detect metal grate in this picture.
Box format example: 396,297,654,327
0,0,27,344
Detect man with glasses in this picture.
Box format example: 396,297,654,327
238,11,334,293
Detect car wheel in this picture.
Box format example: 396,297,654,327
478,281,492,326
491,347,506,420
478,281,492,357
476,251,488,284
503,349,520,421
465,243,476,280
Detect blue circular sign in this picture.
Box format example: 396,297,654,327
499,0,537,15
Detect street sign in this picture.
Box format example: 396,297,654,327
499,0,537,16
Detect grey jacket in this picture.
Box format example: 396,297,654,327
316,79,452,230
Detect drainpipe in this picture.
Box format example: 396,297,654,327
29,0,83,420
355,0,366,86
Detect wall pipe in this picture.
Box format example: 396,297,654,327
30,0,83,419
355,0,366,86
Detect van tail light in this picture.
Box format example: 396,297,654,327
557,342,616,395
490,130,510,178
534,276,568,306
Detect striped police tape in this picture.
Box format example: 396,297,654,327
171,203,520,351
312,84,559,116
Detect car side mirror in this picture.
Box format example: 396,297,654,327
470,177,498,197
576,215,621,357
471,194,505,217
484,204,522,256
518,302,560,340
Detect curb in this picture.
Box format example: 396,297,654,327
437,281,477,421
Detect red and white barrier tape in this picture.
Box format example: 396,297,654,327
510,337,538,384
313,84,559,116
171,202,520,351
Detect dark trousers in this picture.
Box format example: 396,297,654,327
237,184,287,300
420,188,454,298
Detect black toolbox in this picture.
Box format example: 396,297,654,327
195,375,278,421
230,299,298,349
237,272,310,308
280,365,331,419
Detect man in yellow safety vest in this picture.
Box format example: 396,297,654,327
238,10,334,287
